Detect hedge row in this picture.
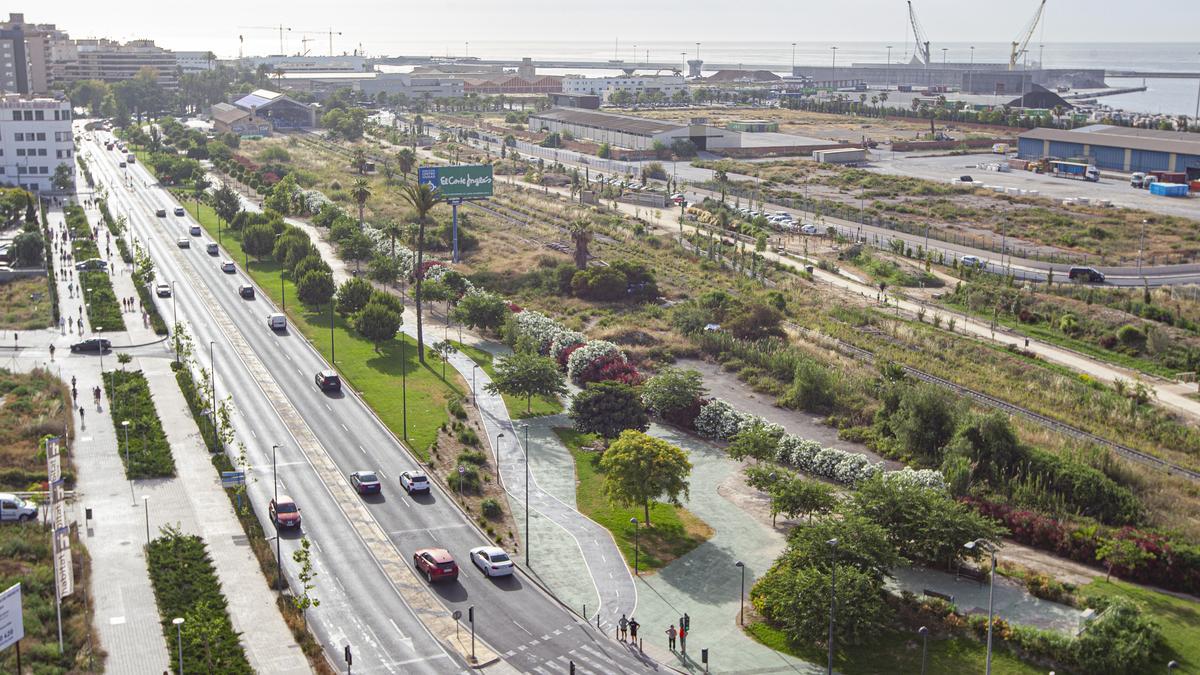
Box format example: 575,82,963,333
65,205,122,331
38,202,59,324
102,369,175,478
97,199,168,335
145,529,252,674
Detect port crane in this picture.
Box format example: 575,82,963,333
237,25,292,55
1009,0,1047,69
907,1,931,65
296,28,343,57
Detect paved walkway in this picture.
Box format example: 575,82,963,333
36,204,310,674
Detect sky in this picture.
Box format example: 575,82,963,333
29,1,1200,59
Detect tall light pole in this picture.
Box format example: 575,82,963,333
630,517,639,575
735,560,746,625
942,48,948,66
826,537,838,675
918,625,929,675
830,46,838,91
401,335,408,441
1138,219,1148,277
273,443,282,592
1195,51,1200,130
471,364,478,404
209,341,218,449
791,42,797,73
493,432,504,482
522,423,530,566
329,300,335,365
964,539,998,675
143,495,150,545
122,420,132,504
172,617,185,674
170,280,178,363
886,46,893,89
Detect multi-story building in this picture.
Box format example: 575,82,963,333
0,94,73,192
60,39,177,89
0,28,29,93
561,75,686,102
0,14,73,93
176,51,216,74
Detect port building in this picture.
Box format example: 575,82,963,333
1017,125,1200,174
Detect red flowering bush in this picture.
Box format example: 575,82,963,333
557,342,583,369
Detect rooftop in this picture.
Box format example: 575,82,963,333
1020,125,1200,156
531,108,685,136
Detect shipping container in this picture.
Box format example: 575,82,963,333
1149,183,1190,197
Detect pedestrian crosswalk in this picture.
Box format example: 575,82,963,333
501,622,653,674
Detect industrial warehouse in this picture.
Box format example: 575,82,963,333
1017,125,1200,174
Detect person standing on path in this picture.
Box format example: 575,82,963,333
78,406,85,428
618,614,628,641
629,617,639,643
678,624,686,654
666,624,676,651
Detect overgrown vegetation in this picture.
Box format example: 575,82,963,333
0,367,73,490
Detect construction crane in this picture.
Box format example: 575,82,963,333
237,25,292,55
296,28,343,57
1009,0,1047,69
907,1,931,66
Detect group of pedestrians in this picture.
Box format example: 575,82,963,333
616,612,691,654
616,614,640,644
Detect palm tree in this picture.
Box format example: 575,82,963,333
351,178,371,228
382,220,404,258
400,182,443,363
567,217,592,270
396,148,415,181
351,147,367,175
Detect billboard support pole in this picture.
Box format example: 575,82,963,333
452,201,459,264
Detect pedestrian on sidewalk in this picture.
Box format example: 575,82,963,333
666,624,676,651
76,318,83,333
78,406,85,428
49,344,55,360
678,624,686,654
629,618,639,643
618,614,629,641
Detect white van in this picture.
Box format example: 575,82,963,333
267,313,287,331
0,493,38,522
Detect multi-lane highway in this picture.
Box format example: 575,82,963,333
82,128,661,675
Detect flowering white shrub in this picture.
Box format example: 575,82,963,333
881,467,947,492
362,226,416,275
566,340,624,382
775,436,822,466
695,399,760,441
768,433,941,488
510,311,568,354
550,331,586,362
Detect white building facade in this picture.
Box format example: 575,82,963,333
176,51,216,74
0,95,73,192
561,75,685,102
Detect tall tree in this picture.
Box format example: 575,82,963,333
399,182,443,363
396,148,416,181
212,183,241,227
350,178,371,228
353,299,402,353
566,217,592,270
599,430,692,525
569,381,649,439
381,220,404,258
484,351,566,413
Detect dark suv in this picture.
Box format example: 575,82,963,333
1067,266,1105,283
315,370,341,392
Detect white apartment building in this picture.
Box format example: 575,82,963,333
561,75,685,102
0,95,74,192
176,51,217,74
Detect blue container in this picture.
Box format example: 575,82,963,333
1150,183,1190,197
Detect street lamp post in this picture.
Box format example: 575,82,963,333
522,423,530,566
143,495,150,545
886,46,893,89
209,341,218,449
918,626,929,675
827,538,838,675
273,443,282,592
630,517,639,575
735,560,746,625
942,48,948,66
830,46,838,91
791,42,797,73
964,539,998,675
121,420,132,504
493,432,504,482
171,280,178,363
400,336,408,442
471,364,478,404
173,617,185,673
329,300,335,365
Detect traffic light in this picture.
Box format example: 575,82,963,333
344,645,352,666
702,648,708,664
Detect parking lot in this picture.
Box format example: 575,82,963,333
868,152,1197,219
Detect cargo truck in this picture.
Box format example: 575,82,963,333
1049,160,1100,182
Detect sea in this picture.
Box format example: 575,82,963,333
387,40,1200,117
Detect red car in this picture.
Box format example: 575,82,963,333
269,496,301,528
414,547,459,583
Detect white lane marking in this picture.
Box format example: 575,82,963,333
250,429,257,439
390,654,451,666
388,618,409,639
326,404,333,412
513,620,533,636
341,423,348,431
284,353,291,360
296,367,303,374
358,444,366,454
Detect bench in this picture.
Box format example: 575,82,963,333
923,589,954,603
956,565,987,584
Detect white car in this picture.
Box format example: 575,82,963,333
960,255,985,269
220,260,236,273
154,283,171,297
470,546,514,577
800,224,819,235
399,470,430,494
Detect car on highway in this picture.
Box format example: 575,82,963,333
118,161,126,168
399,470,430,495
414,548,459,583
173,207,186,217
315,369,341,392
800,224,818,235
267,313,287,331
206,243,219,255
189,225,201,236
0,493,38,522
269,496,302,529
154,283,171,297
238,284,255,299
70,337,111,353
960,255,985,269
156,209,167,218
469,546,514,577
177,237,190,248
350,470,381,495
220,260,236,273
74,258,109,272
1068,266,1105,283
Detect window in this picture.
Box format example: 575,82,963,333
36,133,45,141
13,132,23,141
16,166,25,174
11,111,19,121
34,111,43,121
15,148,24,157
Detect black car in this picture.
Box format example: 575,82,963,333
155,209,167,218
238,284,255,299
315,370,341,392
1067,266,1105,283
70,338,111,353
74,258,109,272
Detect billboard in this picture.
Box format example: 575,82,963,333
0,583,22,651
418,165,494,200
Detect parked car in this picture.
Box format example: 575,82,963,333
269,496,302,528
0,493,38,522
315,369,341,392
1067,266,1105,283
70,338,111,353
156,209,167,218
470,546,514,577
267,313,286,330
238,284,255,299
220,260,236,273
350,470,381,495
177,238,190,248
189,225,201,236
206,243,219,255
154,283,171,297
800,224,818,235
414,547,459,583
399,470,430,495
75,258,109,272
960,255,985,269
173,207,186,216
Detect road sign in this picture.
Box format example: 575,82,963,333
0,583,23,651
220,471,246,489
418,164,494,200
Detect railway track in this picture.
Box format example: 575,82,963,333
790,322,1200,482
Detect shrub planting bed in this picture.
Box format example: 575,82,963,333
65,205,122,331
102,369,175,478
